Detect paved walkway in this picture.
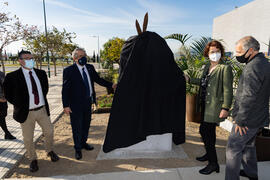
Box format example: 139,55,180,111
0,73,63,178
6,162,270,180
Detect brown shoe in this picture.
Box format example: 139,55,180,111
30,160,39,172
47,151,59,162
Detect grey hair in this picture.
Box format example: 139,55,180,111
72,48,86,58
236,36,260,51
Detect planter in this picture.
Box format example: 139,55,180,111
186,94,201,123
256,128,270,161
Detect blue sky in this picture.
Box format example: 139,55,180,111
5,0,254,55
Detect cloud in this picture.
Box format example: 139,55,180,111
42,0,130,25
41,0,187,28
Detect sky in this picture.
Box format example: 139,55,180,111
4,0,254,55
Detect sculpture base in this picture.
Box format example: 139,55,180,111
120,133,172,152
96,133,189,160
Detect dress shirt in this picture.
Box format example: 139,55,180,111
22,67,45,109
76,63,93,97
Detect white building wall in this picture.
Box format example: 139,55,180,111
212,0,270,54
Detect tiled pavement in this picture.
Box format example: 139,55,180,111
0,73,64,178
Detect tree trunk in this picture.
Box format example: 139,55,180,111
39,53,43,70
53,59,57,76
40,61,42,70
0,49,6,74
36,61,39,69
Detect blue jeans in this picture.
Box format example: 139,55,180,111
225,124,259,180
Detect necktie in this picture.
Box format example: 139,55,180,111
82,68,90,97
29,71,39,105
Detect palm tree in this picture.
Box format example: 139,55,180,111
165,35,212,95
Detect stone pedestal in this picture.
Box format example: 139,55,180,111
97,133,188,160
114,133,172,155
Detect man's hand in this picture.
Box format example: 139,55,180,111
0,98,7,103
112,84,117,90
64,107,72,115
234,123,249,136
219,109,229,118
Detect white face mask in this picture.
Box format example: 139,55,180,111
24,59,35,69
209,52,221,62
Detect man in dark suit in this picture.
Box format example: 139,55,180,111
62,48,116,160
3,50,59,173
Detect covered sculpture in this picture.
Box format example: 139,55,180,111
103,13,186,153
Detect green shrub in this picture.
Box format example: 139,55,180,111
96,94,114,108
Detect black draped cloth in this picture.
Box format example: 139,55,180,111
103,31,186,153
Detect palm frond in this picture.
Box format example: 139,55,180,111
164,33,192,45
190,36,212,57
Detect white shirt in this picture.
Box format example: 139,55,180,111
22,68,45,109
76,64,93,97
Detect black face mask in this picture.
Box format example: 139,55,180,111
78,56,87,66
236,49,251,63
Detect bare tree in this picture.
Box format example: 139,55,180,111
0,2,37,73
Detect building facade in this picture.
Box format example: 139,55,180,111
212,0,270,55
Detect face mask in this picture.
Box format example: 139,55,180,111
236,49,251,63
78,56,87,66
209,52,221,62
24,59,35,69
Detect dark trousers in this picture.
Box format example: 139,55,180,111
199,101,218,164
70,98,92,151
0,102,11,135
199,122,218,164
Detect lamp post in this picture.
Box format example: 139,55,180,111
42,0,50,77
90,35,101,69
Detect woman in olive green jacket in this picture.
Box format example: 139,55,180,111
186,40,233,175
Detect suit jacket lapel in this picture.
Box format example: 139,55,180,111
85,65,93,84
18,68,30,99
210,64,222,78
73,64,85,86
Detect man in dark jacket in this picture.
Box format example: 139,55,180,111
62,48,116,160
3,50,59,173
0,70,16,140
225,36,270,180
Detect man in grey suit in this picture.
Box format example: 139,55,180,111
225,36,270,180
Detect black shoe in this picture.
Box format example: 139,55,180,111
75,150,82,160
4,134,16,140
47,151,60,162
240,170,258,180
196,154,208,162
199,163,220,175
83,143,94,151
30,160,39,172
